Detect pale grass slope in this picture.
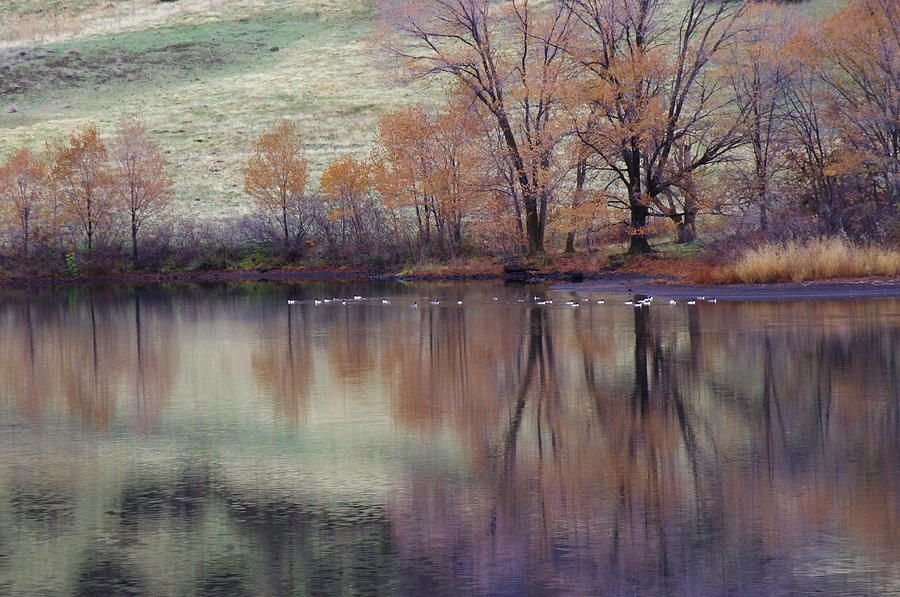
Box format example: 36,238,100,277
0,0,420,220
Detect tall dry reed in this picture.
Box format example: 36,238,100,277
713,237,900,283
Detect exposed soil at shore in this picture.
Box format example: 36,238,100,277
2,261,899,301
554,274,900,301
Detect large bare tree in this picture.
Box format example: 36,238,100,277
564,0,746,252
383,0,576,254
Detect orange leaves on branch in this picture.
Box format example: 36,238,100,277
110,114,173,264
49,126,113,253
0,147,46,256
321,155,371,204
320,154,378,250
242,120,310,250
373,98,485,254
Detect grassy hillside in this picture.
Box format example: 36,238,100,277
0,0,842,223
0,0,419,219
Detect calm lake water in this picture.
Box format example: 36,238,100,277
0,281,898,596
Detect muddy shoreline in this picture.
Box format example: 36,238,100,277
555,274,900,300
1,268,899,300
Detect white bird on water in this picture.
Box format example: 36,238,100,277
430,300,440,305
668,299,677,305
457,300,463,305
287,299,296,305
687,300,696,305
314,299,322,306
382,299,391,305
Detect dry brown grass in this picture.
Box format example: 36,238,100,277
711,237,900,283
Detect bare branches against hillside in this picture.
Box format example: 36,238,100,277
381,0,578,254
563,0,747,251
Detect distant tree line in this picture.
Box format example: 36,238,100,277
1,0,897,275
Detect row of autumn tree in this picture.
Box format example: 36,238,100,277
0,116,172,269
246,0,900,258
1,0,898,273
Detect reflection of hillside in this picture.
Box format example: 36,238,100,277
5,459,416,596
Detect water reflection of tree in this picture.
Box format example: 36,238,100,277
387,297,900,595
0,287,176,430
251,304,314,421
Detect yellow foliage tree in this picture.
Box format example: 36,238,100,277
385,0,576,254
374,98,485,256
565,0,746,251
0,147,46,257
242,120,310,252
320,154,378,251
49,126,113,253
110,114,173,265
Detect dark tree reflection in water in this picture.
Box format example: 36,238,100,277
0,283,897,595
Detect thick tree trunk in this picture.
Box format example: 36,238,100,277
524,199,543,254
675,212,696,244
625,140,651,254
627,175,652,254
497,111,543,254
628,203,652,254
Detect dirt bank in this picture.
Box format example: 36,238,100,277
554,274,900,300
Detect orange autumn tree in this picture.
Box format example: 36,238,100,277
0,147,46,257
109,114,173,266
374,99,484,256
427,99,487,255
817,0,899,234
49,126,113,253
320,154,380,251
373,105,434,249
777,0,899,238
242,119,310,253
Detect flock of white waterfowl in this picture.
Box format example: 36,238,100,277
286,295,719,308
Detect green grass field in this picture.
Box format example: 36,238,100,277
0,0,842,221
1,0,422,219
